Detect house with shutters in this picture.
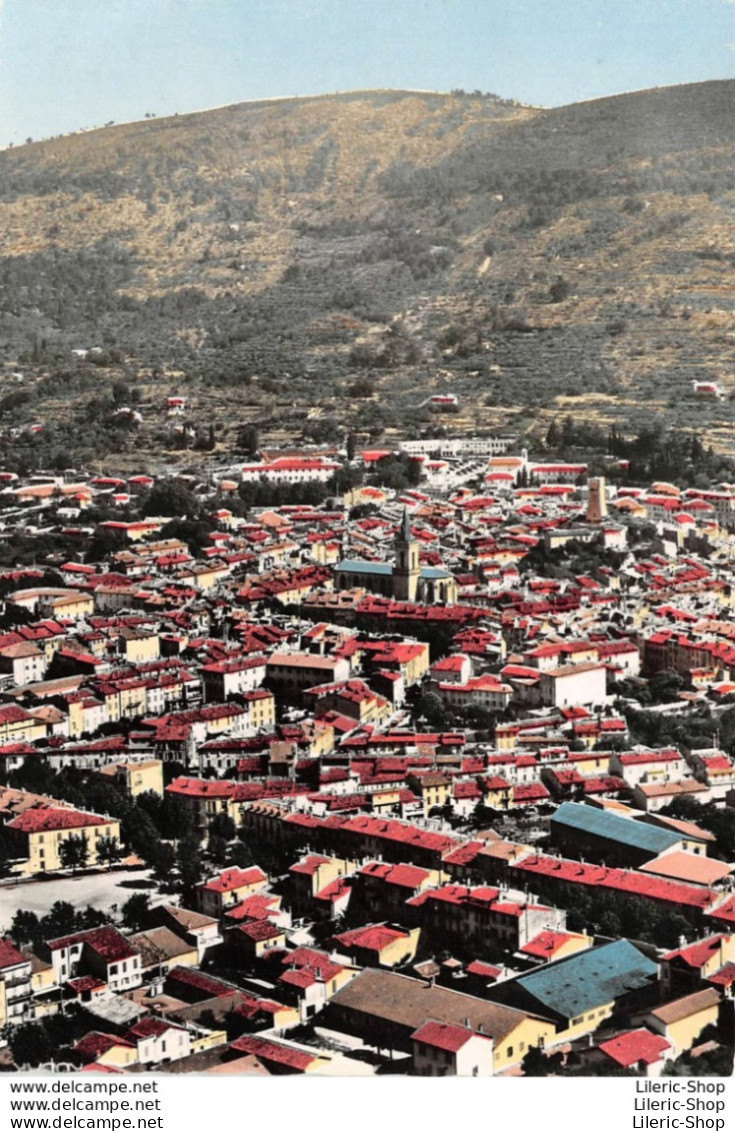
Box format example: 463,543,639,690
0,938,33,1033
411,1020,495,1077
125,1017,191,1065
194,866,268,918
40,926,142,993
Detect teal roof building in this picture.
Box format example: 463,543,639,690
335,508,456,604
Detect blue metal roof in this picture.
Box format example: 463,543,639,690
551,802,681,855
336,560,393,576
510,940,658,1020
336,560,452,580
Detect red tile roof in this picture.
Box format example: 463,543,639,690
199,866,267,893
597,1028,670,1068
465,959,503,980
514,854,716,911
0,937,28,970
74,1032,135,1060
127,1017,183,1040
662,935,730,969
281,947,343,982
7,807,110,833
47,926,137,962
278,967,318,990
229,1035,316,1071
224,893,279,922
520,930,581,958
334,924,408,953
237,920,283,943
411,1020,477,1053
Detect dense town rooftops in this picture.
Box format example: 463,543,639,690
4,447,735,1076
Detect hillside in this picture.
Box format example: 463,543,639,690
1,81,734,473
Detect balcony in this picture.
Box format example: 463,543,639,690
4,976,32,992
6,987,32,1002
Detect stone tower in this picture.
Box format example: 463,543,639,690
393,507,420,602
586,477,608,524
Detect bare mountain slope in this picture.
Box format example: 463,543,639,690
0,82,734,471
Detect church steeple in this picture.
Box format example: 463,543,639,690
394,507,420,601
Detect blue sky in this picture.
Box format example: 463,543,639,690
0,0,733,147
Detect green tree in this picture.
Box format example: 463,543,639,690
10,909,40,947
522,1045,564,1076
177,833,204,898
96,833,124,870
209,812,237,842
111,380,131,405
141,480,200,519
160,792,195,839
160,517,214,557
87,524,127,562
664,1045,733,1077
7,1021,53,1068
77,907,110,931
120,892,151,932
151,841,177,888
40,901,79,940
133,790,164,826
9,758,58,795
561,414,576,447
545,420,561,448
208,835,229,865
649,669,684,704
659,797,735,860
226,840,255,868
123,807,162,864
58,834,90,875
414,691,452,730
238,424,260,459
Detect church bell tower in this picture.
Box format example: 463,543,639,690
393,508,420,601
